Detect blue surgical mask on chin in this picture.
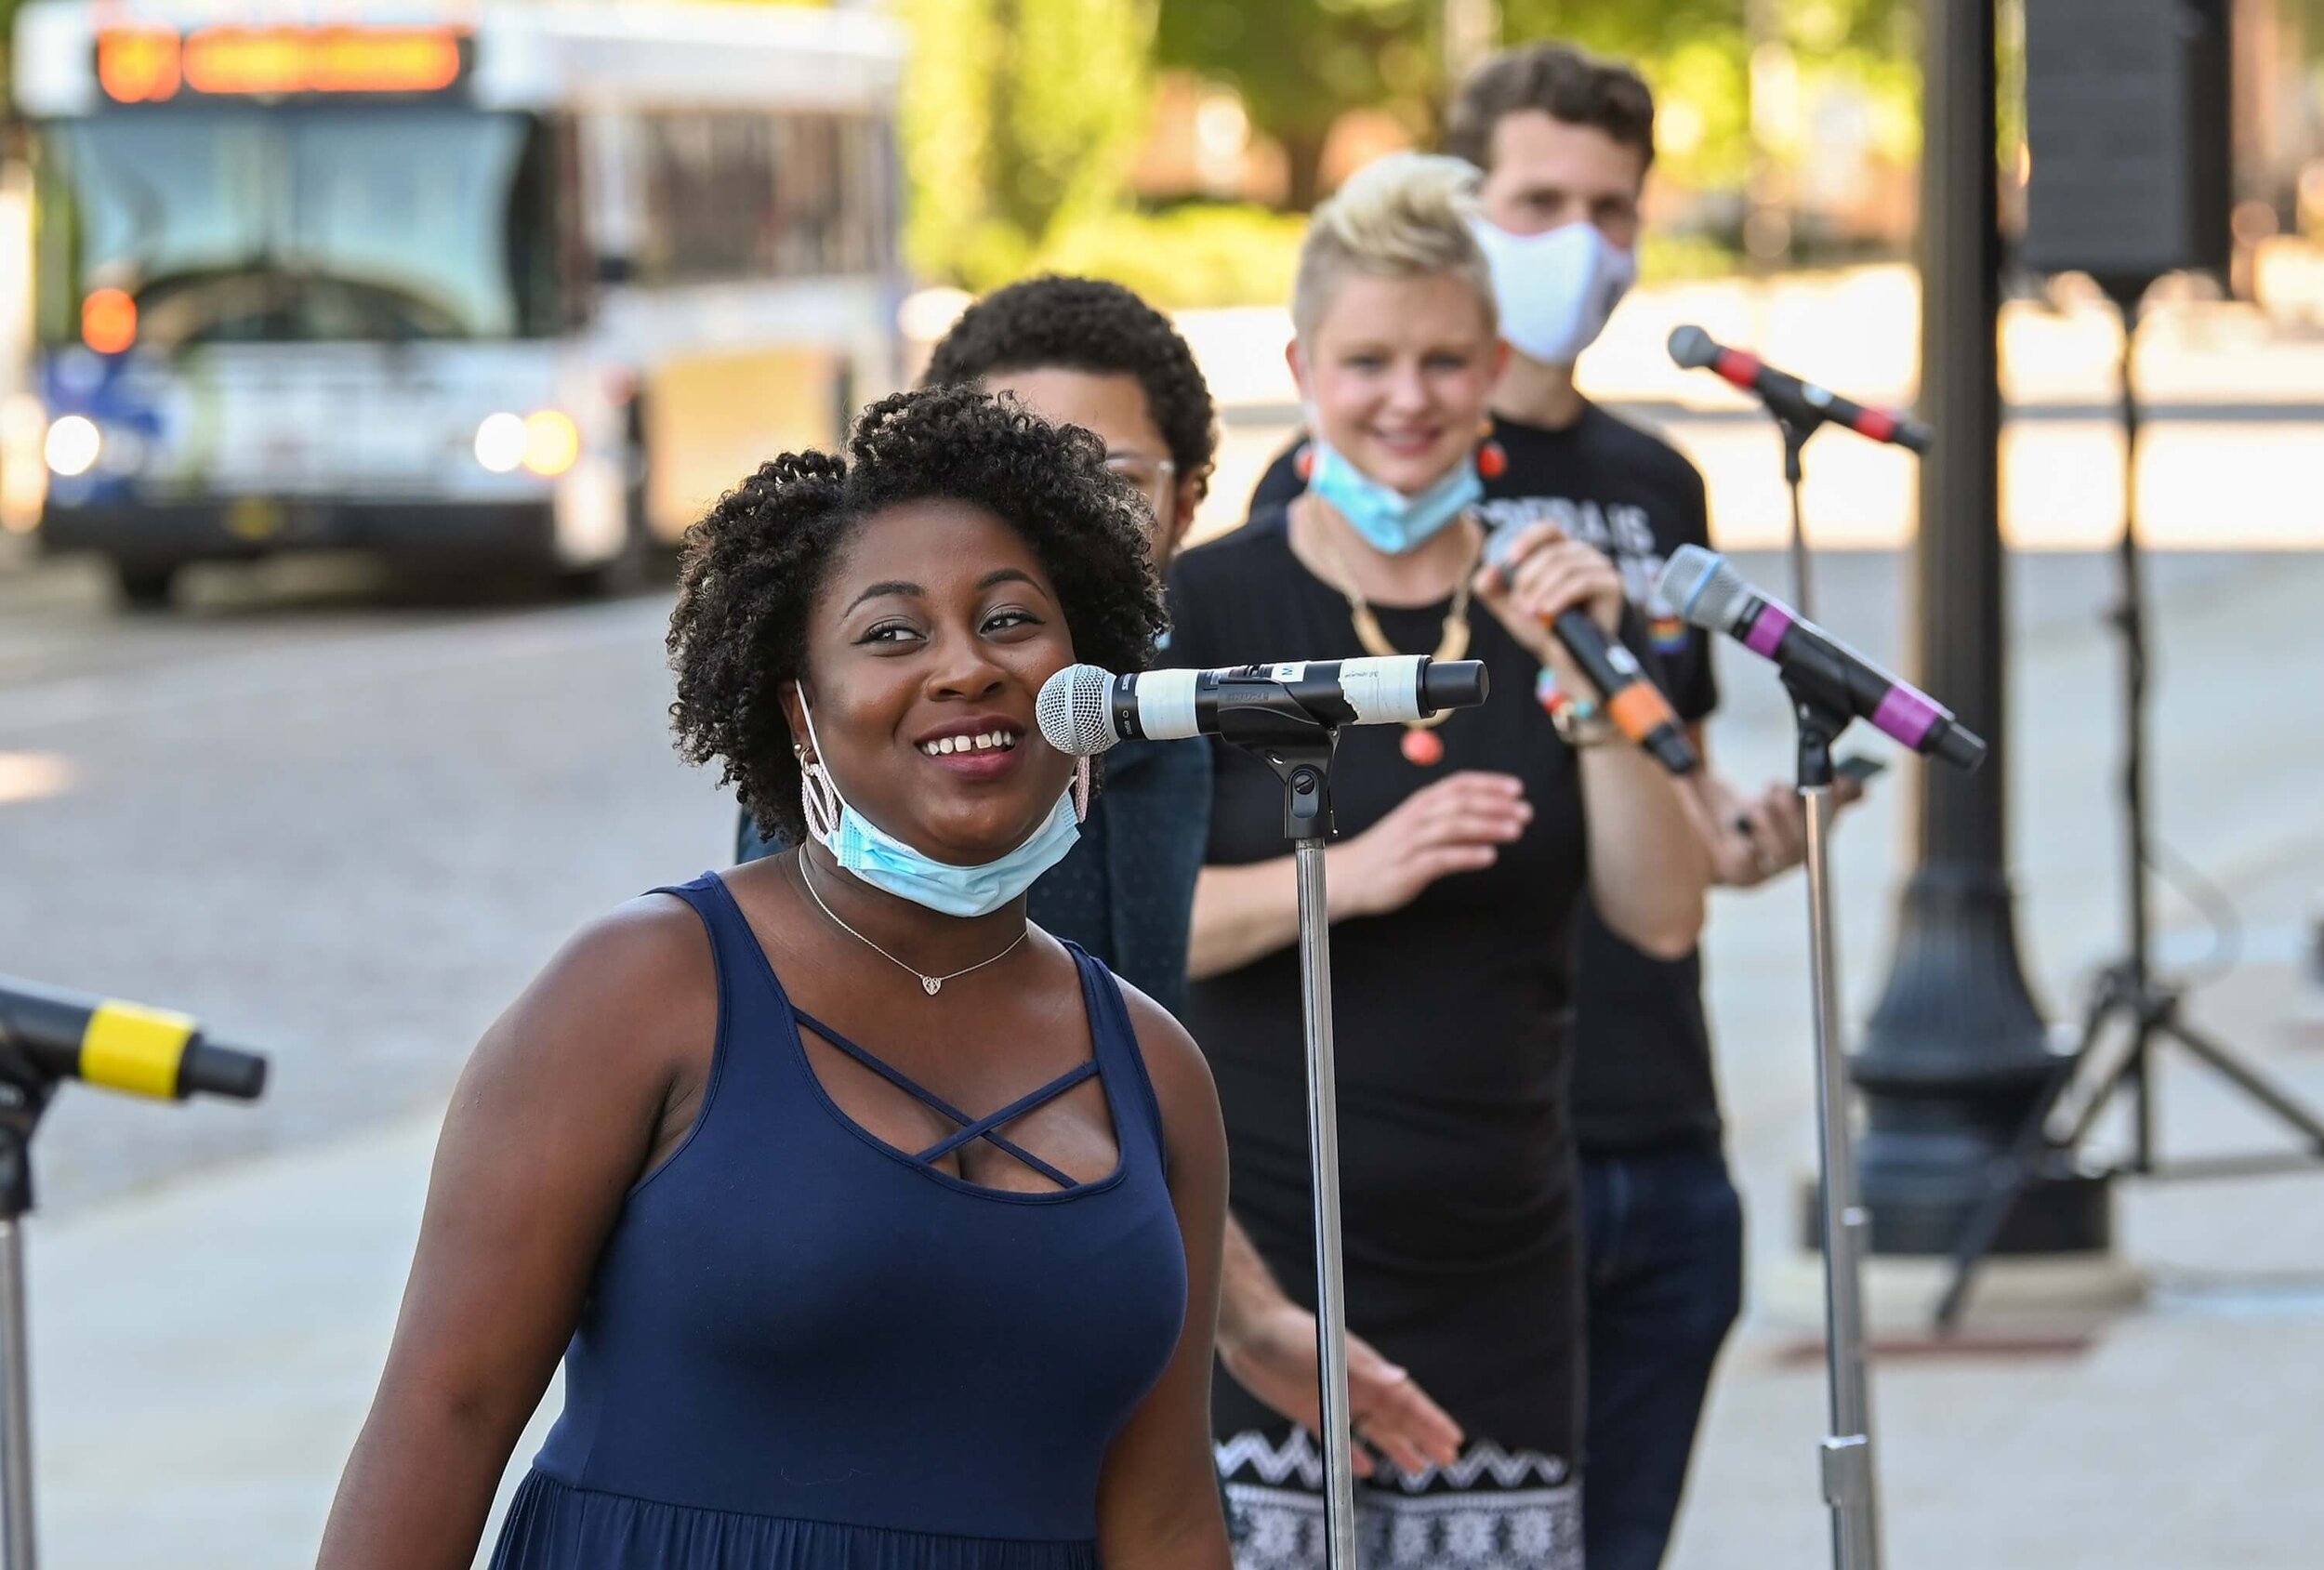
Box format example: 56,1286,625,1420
797,698,1080,920
1305,438,1482,556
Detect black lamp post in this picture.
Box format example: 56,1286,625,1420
1844,0,2112,1258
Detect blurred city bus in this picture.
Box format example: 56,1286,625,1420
7,1,905,604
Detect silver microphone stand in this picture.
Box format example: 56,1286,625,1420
0,980,271,1569
1778,416,1819,621
1774,418,1878,1568
1787,684,1883,1570
1245,727,1362,1566
1293,813,1360,1568
1189,655,1489,1566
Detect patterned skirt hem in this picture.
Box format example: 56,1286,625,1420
1215,1429,1581,1570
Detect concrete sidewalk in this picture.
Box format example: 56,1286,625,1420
20,548,2324,1569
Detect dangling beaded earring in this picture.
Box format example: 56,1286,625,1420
797,744,840,842
1072,757,1093,824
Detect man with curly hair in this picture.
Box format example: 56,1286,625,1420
741,276,1219,1020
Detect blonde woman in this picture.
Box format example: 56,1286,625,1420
1170,152,1709,1566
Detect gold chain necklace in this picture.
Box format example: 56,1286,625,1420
798,857,1029,996
1303,499,1480,767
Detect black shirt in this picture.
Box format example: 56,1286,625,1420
1169,508,1589,1457
1250,402,1723,1153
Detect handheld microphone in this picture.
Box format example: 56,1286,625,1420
0,976,269,1102
1483,528,1699,776
1656,545,1986,772
1668,324,1932,455
1037,656,1489,758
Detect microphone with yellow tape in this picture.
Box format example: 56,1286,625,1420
0,976,267,1102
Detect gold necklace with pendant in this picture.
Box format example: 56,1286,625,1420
1304,500,1480,768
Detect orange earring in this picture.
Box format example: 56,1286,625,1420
1477,440,1508,480
1294,442,1314,482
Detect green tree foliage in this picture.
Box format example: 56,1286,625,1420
1155,0,1443,209
1500,0,1917,186
1499,0,1752,187
1155,0,1916,206
899,0,1159,289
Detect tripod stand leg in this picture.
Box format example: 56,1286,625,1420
1934,1052,2077,1332
0,1220,33,1570
2166,1019,2324,1154
2057,979,2135,1154
2127,1023,2156,1176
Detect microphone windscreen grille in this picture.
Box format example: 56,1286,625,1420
1037,664,1120,757
1656,544,1749,633
1667,324,1717,369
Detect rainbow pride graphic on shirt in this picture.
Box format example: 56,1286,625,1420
1647,601,1690,655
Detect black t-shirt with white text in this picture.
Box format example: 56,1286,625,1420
1249,403,1723,1152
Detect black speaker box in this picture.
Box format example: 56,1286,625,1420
2021,0,2232,284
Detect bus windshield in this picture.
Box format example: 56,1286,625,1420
39,106,559,347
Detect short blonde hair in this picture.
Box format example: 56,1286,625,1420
1291,152,1499,345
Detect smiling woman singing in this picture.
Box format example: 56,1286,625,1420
318,387,1233,1570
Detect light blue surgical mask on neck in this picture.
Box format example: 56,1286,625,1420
1305,438,1482,556
797,697,1080,919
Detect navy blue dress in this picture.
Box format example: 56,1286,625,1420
491,872,1188,1569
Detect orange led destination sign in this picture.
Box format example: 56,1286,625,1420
97,25,469,103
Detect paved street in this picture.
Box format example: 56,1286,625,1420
0,560,724,1217
1,541,2301,1219
7,248,2324,1570
5,533,2321,1567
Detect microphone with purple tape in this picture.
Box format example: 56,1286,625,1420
1656,544,1987,772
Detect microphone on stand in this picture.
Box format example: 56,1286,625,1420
1482,528,1699,776
1657,545,1986,772
1668,324,1933,455
1037,656,1488,757
0,976,269,1102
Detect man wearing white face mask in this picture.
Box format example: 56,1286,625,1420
1248,42,1847,1570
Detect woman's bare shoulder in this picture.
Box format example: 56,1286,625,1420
467,891,718,1100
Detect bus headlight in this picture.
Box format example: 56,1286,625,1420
44,415,101,478
473,412,527,473
521,410,579,477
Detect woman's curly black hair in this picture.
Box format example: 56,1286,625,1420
924,276,1218,500
668,384,1168,844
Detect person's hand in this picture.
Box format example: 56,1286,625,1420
1329,771,1529,918
1472,524,1627,701
1709,774,1865,887
1220,1301,1465,1479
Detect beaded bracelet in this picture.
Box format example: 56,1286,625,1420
1536,668,1614,748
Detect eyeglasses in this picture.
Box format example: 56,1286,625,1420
1103,453,1177,513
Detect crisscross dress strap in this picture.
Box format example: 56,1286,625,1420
789,1005,1095,1191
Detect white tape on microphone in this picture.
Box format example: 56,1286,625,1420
1137,666,1202,740
1335,655,1429,725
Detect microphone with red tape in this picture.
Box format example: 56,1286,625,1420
1668,324,1932,454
